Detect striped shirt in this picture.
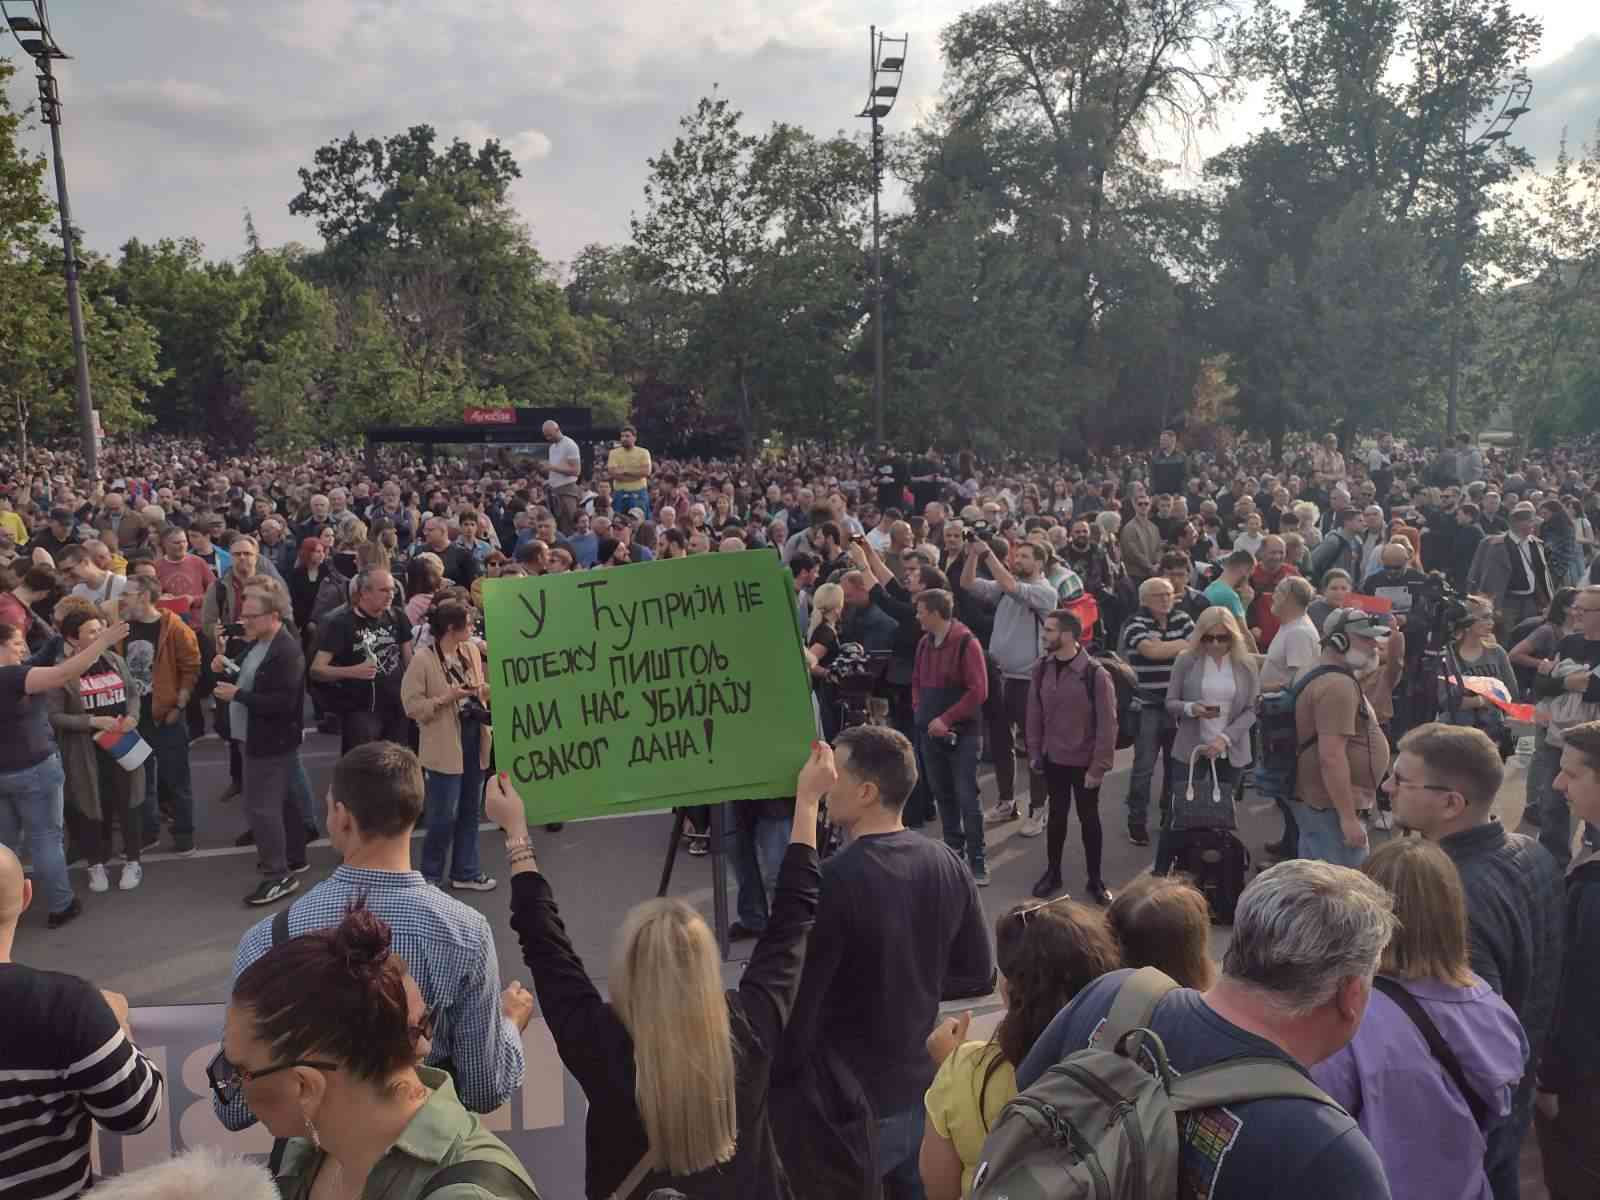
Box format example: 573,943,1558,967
1118,607,1196,704
0,964,164,1200
219,866,525,1130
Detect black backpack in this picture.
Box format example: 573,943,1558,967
1087,655,1138,751
1169,828,1251,924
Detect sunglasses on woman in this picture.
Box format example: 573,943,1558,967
1200,633,1233,645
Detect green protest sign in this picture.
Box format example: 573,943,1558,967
482,552,818,824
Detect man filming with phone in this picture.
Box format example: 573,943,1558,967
961,539,1057,835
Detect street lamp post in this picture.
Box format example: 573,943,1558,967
5,0,96,478
858,27,906,447
1444,73,1531,441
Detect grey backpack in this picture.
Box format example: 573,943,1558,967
970,967,1346,1200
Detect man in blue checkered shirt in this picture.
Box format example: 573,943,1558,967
215,742,529,1129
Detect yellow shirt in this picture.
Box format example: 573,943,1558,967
607,446,651,491
0,510,27,544
925,1041,1017,1196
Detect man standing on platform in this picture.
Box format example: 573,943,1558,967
607,425,653,520
539,420,583,533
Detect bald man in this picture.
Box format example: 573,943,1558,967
539,420,582,533
0,846,164,1199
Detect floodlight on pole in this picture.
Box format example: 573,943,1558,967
3,0,96,478
858,26,907,446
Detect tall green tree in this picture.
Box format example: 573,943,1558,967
0,60,163,454
631,95,871,448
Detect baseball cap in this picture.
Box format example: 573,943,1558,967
1322,607,1392,643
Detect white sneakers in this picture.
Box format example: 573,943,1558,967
87,863,142,892
1019,812,1046,838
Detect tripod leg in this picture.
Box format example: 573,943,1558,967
656,810,685,898
711,802,731,962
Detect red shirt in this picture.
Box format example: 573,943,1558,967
1247,562,1300,649
154,554,217,610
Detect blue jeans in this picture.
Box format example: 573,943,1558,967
612,487,651,520
138,713,195,842
0,753,73,915
1125,702,1174,829
421,757,484,884
1292,799,1369,868
731,812,790,932
922,732,984,871
1485,1080,1534,1200
877,1105,927,1200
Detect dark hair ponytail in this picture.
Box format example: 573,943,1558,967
232,900,416,1081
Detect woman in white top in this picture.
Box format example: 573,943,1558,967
1154,606,1260,875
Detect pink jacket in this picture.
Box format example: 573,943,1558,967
1025,651,1117,777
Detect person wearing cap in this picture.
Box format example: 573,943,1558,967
1467,500,1555,640
26,507,80,563
1292,608,1393,867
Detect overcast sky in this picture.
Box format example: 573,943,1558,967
3,0,1596,273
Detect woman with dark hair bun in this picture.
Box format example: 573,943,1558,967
215,902,538,1199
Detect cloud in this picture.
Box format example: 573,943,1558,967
1519,35,1600,164
454,121,553,164
6,0,1588,276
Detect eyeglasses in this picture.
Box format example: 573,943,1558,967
205,1049,339,1107
1388,771,1455,793
1200,633,1233,645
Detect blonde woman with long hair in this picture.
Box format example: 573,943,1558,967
1153,606,1260,875
486,745,830,1199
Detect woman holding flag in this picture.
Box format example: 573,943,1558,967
47,598,148,894
1442,594,1524,759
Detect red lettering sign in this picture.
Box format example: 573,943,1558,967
464,407,516,425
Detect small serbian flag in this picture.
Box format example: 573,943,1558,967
94,727,153,772
1460,676,1536,724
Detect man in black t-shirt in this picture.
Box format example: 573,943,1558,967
420,516,481,589
1017,861,1394,1200
875,448,909,513
779,726,995,1196
310,567,414,753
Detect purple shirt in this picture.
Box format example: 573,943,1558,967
1311,976,1527,1200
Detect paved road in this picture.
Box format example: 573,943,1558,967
20,721,1534,1000
14,720,1545,1195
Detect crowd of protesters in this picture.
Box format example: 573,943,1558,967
2,419,1600,1198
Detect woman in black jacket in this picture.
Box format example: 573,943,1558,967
486,747,830,1200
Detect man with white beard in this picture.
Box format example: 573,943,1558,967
1291,608,1393,868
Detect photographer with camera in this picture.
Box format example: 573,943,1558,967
400,598,494,892
963,538,1057,834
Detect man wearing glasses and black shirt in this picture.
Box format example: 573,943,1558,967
311,567,414,753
